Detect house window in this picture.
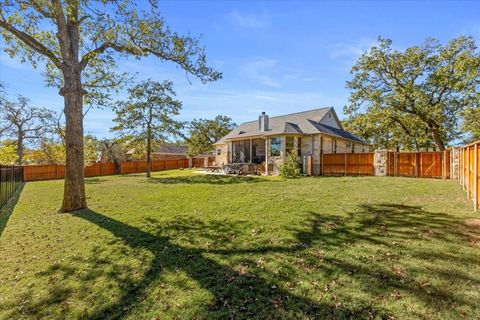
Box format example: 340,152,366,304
252,138,265,163
270,137,281,156
285,137,294,155
332,139,337,154
297,137,302,156
351,143,355,153
217,148,222,155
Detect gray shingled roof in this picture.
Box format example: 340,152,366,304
153,145,188,154
215,107,368,145
308,121,368,144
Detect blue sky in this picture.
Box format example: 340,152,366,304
1,1,480,138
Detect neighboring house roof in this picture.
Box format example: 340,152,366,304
153,145,188,155
215,107,368,145
126,145,188,156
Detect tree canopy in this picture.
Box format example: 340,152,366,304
345,36,480,151
186,115,236,156
461,106,480,143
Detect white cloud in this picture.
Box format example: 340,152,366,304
239,58,313,88
240,57,281,88
227,10,269,29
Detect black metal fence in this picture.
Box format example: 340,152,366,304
0,165,24,210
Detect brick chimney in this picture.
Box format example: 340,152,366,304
259,111,269,132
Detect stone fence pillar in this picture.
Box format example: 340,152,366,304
450,148,460,181
374,150,388,176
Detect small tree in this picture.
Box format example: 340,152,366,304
112,80,183,178
0,140,17,164
186,115,236,156
279,151,301,178
99,139,127,173
0,95,53,164
27,140,66,164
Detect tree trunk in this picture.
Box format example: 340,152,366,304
146,128,152,178
430,124,445,151
16,131,23,165
60,71,87,212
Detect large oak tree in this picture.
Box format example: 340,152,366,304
186,115,236,156
0,1,221,211
345,36,480,151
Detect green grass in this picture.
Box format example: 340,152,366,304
1,169,479,319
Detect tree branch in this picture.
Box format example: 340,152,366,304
0,18,63,69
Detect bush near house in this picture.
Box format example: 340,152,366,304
280,151,302,178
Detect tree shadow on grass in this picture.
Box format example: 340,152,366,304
0,183,24,238
7,202,477,319
146,174,271,185
70,209,391,319
286,204,480,313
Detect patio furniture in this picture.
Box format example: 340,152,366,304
206,166,222,173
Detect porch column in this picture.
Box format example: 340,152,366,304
265,138,269,175
250,138,253,163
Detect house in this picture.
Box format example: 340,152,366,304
126,145,188,160
214,107,370,175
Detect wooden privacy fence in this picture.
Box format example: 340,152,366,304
387,151,450,179
321,153,375,176
0,165,23,210
120,156,213,174
320,151,450,179
24,162,117,181
457,142,479,212
192,156,215,168
120,158,189,174
23,157,214,181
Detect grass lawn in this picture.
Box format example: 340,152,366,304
1,170,479,319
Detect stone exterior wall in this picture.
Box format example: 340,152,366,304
451,148,460,180
266,136,284,175
214,144,229,166
374,150,388,176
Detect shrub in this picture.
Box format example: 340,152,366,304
280,151,301,178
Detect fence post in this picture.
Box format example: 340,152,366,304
474,143,478,212
467,146,471,198
462,148,465,189
321,152,324,176
415,153,418,178
344,153,347,176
